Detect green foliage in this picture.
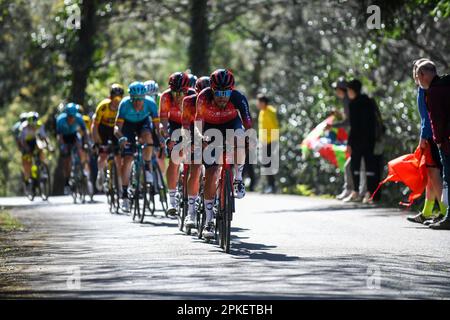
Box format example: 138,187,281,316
0,0,449,206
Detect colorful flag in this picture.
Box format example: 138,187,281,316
301,115,349,171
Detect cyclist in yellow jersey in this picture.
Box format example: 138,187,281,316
92,84,124,190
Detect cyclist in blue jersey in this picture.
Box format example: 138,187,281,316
56,103,90,194
114,81,161,212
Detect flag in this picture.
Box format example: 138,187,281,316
371,147,429,206
301,115,349,171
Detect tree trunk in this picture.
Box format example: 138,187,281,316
53,1,100,195
188,0,210,76
68,0,99,105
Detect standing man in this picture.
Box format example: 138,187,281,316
407,59,446,224
256,93,279,194
417,60,450,230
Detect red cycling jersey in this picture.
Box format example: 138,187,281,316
195,88,252,129
159,88,195,124
181,94,197,129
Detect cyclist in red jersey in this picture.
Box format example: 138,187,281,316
194,69,253,239
181,76,211,228
159,72,196,216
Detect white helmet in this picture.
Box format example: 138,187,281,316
144,80,159,97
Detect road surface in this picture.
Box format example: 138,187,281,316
1,194,450,299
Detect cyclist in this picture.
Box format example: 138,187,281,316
114,81,160,213
18,112,50,188
12,112,29,151
181,76,211,228
56,103,90,195
194,69,253,239
144,80,166,173
92,83,124,190
159,72,195,216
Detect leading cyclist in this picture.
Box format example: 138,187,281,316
195,69,253,239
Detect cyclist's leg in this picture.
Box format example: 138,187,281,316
61,134,75,187
166,121,182,209
139,119,154,183
120,121,136,208
22,153,32,181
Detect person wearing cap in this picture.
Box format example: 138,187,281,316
331,78,367,200
343,79,380,204
417,60,450,230
407,59,446,225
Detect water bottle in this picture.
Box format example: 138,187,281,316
31,164,38,179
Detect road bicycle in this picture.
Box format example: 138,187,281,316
215,143,236,253
23,144,51,201
129,137,155,223
69,145,94,204
102,140,121,214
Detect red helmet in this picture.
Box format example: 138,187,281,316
210,69,235,91
168,72,190,92
195,76,210,94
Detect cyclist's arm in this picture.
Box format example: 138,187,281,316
231,91,253,130
159,93,170,138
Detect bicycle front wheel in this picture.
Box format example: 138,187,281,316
39,164,51,201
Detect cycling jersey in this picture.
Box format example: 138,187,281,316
181,94,197,129
196,88,252,129
116,96,158,124
82,114,92,134
159,88,195,125
94,98,118,128
19,120,47,143
56,112,86,135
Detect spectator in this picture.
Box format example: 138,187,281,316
256,93,279,194
417,60,450,230
331,78,367,200
343,79,379,204
407,59,446,224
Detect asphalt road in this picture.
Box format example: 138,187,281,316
1,194,450,299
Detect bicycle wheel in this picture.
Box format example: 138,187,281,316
218,169,232,252
176,170,186,231
106,162,114,213
222,169,233,253
154,161,168,215
112,161,121,214
140,166,150,223
23,177,35,202
196,192,205,239
132,164,142,221
39,163,51,201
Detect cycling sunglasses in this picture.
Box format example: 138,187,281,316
213,90,232,98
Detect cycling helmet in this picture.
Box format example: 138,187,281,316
76,104,84,113
65,103,78,116
19,112,28,122
210,69,235,91
128,81,147,97
187,74,198,88
168,72,190,92
110,83,124,97
195,76,210,94
144,80,159,96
